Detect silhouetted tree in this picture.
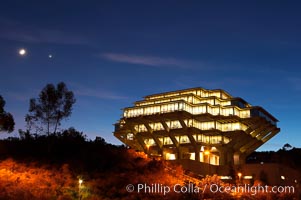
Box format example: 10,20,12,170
94,136,106,145
18,129,33,140
282,143,293,151
25,82,76,135
61,127,86,141
0,95,15,133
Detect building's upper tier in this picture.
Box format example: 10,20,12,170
144,87,232,101
122,87,278,125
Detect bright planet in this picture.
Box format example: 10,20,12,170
19,48,26,56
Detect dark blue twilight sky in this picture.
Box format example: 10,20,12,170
1,1,301,151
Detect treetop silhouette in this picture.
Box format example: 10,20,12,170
25,82,76,135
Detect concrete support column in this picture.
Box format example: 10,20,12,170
226,149,235,166
219,150,227,165
195,145,201,162
239,153,247,165
233,151,242,165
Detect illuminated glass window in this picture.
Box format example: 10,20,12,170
184,119,193,127
215,98,220,105
221,101,231,106
216,122,222,130
199,121,215,130
240,110,250,118
192,134,197,141
127,133,134,140
211,107,220,115
221,92,231,99
222,108,234,116
210,91,220,98
224,137,230,144
170,120,181,129
204,136,210,143
211,136,219,144
144,138,156,146
165,153,176,160
174,135,190,144
180,136,190,143
163,137,173,145
178,102,184,110
202,91,209,97
190,153,195,160
134,124,147,132
149,122,164,131
193,105,206,114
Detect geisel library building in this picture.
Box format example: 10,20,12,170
114,87,287,183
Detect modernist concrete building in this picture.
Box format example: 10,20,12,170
114,87,280,167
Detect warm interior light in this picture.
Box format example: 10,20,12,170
204,150,210,155
189,153,195,160
166,153,176,160
220,176,232,180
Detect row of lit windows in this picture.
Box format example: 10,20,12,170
133,120,248,132
146,89,231,101
149,122,164,131
124,102,251,118
158,135,191,145
134,120,182,132
164,152,220,165
136,94,233,107
136,95,199,106
193,135,230,144
135,124,148,132
185,120,248,132
142,134,230,146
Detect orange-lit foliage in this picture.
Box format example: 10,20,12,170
0,149,297,200
0,159,76,200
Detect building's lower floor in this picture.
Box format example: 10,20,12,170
148,145,248,166
170,159,301,186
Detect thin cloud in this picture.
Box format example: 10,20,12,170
5,92,30,102
4,89,39,102
0,17,90,45
101,53,203,69
76,89,128,100
71,84,128,100
5,84,128,102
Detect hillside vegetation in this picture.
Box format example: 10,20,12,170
0,132,296,200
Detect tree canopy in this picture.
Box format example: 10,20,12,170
0,95,15,133
25,82,76,135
